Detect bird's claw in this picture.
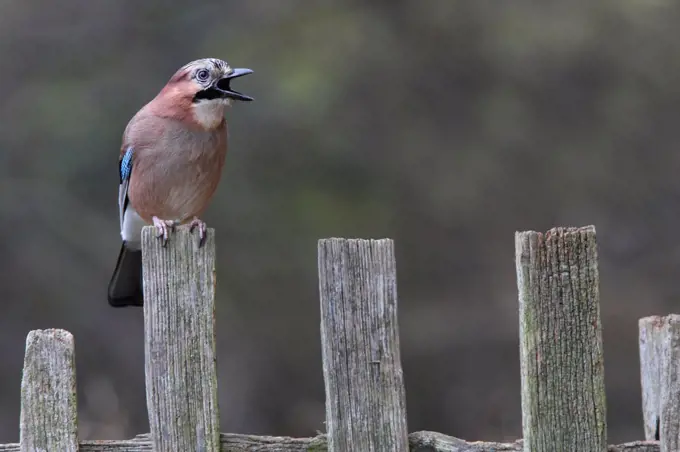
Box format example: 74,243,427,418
189,217,208,248
152,217,177,247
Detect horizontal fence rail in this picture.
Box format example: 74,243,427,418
0,431,661,451
5,226,675,451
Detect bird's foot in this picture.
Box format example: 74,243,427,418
189,217,208,248
152,216,178,247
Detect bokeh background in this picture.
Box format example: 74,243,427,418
0,0,678,444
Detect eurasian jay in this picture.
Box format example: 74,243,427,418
107,58,253,307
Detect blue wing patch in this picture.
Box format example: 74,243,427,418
120,146,133,182
118,146,134,231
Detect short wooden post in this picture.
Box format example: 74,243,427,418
318,238,409,452
20,329,78,452
515,226,607,452
639,314,680,450
142,226,220,452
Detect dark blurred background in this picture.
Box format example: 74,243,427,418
0,0,678,444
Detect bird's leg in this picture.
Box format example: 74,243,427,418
189,216,208,248
152,216,178,247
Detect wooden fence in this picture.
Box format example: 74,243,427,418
3,225,674,451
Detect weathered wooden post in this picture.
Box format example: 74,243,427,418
142,226,220,452
515,226,607,452
639,314,680,451
20,329,78,452
318,238,409,452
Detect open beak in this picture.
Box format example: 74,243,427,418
214,68,254,102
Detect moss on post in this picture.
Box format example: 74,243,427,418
515,226,606,452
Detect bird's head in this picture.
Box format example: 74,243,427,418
158,58,253,129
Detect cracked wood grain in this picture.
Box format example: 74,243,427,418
318,238,409,452
639,314,680,451
20,329,78,452
141,226,219,452
515,226,606,452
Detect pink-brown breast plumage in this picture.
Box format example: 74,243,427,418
123,108,228,224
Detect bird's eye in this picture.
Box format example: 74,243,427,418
196,69,210,82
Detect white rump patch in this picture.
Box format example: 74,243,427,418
121,206,148,250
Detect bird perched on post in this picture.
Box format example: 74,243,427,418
107,58,253,307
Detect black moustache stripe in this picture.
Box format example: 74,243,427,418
193,88,223,102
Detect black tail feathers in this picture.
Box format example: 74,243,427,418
107,244,143,307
